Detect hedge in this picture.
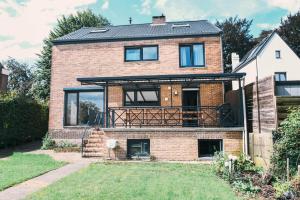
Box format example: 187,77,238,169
0,94,48,148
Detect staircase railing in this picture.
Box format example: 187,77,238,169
81,112,104,157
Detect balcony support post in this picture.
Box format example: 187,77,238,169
105,82,109,128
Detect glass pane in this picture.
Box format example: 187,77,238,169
127,140,150,157
275,74,280,81
180,46,191,66
137,91,158,101
125,91,134,102
126,48,140,61
143,46,157,60
66,93,77,126
193,44,204,66
78,92,103,125
280,73,286,81
275,51,281,58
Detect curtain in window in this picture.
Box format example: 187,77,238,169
66,93,77,126
193,44,204,66
180,46,191,66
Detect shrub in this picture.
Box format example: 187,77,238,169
41,133,55,150
274,181,292,199
0,93,48,148
232,179,260,197
53,140,80,152
271,107,300,178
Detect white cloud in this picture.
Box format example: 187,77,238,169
257,23,280,30
266,0,300,13
101,0,109,10
140,0,151,15
0,0,96,62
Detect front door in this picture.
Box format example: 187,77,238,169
182,89,199,127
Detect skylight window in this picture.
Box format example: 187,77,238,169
172,24,190,28
89,28,109,33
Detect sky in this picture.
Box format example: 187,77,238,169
0,0,300,64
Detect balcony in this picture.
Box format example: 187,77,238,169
107,104,240,128
275,81,300,96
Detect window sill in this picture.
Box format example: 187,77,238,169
63,125,90,129
180,66,207,69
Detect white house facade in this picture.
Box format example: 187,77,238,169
232,31,300,89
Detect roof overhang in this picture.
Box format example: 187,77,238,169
77,73,246,86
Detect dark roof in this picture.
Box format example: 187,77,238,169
77,73,245,86
53,20,221,44
233,31,276,72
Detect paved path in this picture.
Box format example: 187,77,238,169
0,160,93,200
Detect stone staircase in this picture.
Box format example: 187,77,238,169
82,130,105,157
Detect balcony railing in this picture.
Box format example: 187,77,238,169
275,81,300,96
107,104,239,128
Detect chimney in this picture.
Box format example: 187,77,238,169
231,53,240,70
152,14,166,25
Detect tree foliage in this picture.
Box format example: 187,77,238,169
5,58,33,96
0,93,48,148
32,10,110,102
216,16,256,72
271,107,300,178
278,11,300,58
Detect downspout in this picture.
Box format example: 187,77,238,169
242,77,249,155
255,58,261,133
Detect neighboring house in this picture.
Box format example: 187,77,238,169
0,62,9,92
231,31,300,167
49,15,247,160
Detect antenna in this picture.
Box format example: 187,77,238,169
129,17,132,24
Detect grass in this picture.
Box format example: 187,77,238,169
28,162,239,200
0,153,65,191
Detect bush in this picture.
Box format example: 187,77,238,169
271,107,300,178
0,93,48,148
41,133,55,150
274,181,292,199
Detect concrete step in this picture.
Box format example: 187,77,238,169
85,143,103,148
83,147,103,152
87,139,102,143
83,152,102,157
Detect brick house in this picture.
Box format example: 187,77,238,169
49,15,246,160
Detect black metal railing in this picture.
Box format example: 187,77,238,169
81,112,105,156
107,104,238,128
275,81,300,96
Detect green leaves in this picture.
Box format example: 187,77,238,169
271,107,300,178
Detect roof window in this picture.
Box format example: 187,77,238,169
172,23,190,28
89,28,109,33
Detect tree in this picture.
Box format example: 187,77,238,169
216,17,256,72
255,30,273,43
32,10,110,102
271,107,300,178
5,58,33,96
278,11,300,57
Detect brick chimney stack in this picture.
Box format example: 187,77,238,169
152,14,166,25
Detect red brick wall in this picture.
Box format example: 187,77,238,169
49,36,222,132
100,130,242,160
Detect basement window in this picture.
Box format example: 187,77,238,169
198,139,223,158
127,139,150,158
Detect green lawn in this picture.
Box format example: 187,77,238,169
27,162,238,200
0,153,65,191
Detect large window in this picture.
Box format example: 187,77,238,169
125,46,158,61
64,90,104,126
127,139,150,158
275,72,286,81
180,43,205,67
124,88,160,106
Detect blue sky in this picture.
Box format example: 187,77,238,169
0,0,299,63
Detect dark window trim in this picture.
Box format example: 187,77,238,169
275,50,281,59
123,87,161,107
124,45,159,62
275,72,287,81
63,89,104,126
127,139,150,158
179,43,205,68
